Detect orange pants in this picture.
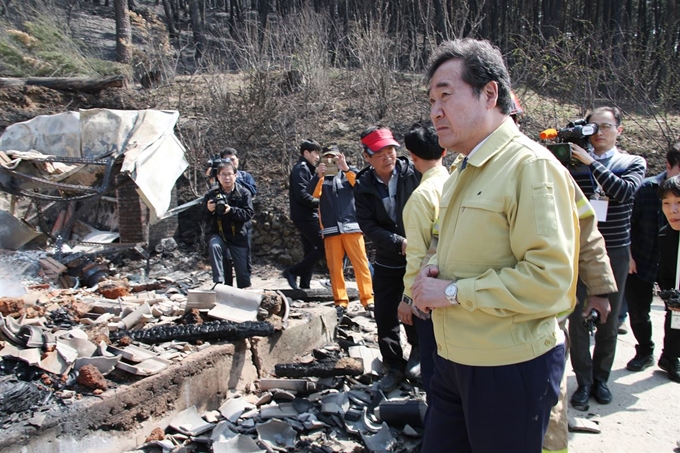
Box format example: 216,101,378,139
324,233,374,307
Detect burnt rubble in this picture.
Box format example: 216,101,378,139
110,319,276,344
125,350,426,452
0,250,292,427
113,305,428,453
0,247,427,453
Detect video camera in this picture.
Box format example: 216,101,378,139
207,154,230,179
540,120,599,166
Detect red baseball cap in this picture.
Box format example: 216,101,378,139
361,128,400,155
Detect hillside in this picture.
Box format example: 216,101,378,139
0,0,674,261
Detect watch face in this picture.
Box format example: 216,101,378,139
445,282,457,299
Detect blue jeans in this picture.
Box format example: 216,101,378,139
209,234,251,288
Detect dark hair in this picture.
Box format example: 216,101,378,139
668,141,680,168
216,160,235,174
659,175,680,199
220,147,238,158
426,38,513,115
300,139,321,155
404,122,444,161
586,107,623,126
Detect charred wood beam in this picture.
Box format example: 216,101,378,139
274,357,364,378
0,156,117,202
0,76,126,93
110,319,275,344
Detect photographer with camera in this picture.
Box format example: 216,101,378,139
625,146,680,381
567,106,646,409
306,145,374,316
656,174,680,383
206,148,257,195
202,160,254,289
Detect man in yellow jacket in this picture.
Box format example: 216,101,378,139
413,38,579,452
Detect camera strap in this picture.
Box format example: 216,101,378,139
588,165,609,222
672,240,680,329
217,219,226,242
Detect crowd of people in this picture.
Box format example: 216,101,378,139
200,37,680,452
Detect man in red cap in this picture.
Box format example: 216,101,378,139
354,125,421,391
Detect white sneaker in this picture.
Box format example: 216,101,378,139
321,279,332,289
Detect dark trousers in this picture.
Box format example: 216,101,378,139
289,218,324,288
246,222,253,275
414,315,436,403
373,263,418,371
422,344,564,453
569,245,629,386
662,304,680,359
626,273,655,356
209,234,251,288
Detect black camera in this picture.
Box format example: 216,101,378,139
212,192,228,215
207,154,229,179
583,309,600,336
542,120,599,166
659,289,680,310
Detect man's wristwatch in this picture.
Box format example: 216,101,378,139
444,281,459,305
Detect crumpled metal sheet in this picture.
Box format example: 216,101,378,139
0,210,42,250
0,111,81,158
0,108,188,218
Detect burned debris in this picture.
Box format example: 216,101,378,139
110,319,276,345
0,110,427,453
112,303,428,453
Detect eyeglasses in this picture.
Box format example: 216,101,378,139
218,172,234,178
596,123,616,131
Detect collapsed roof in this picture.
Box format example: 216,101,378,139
0,109,188,249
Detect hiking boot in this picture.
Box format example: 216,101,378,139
658,355,680,383
377,369,405,392
626,353,654,372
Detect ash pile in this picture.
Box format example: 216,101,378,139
126,307,427,453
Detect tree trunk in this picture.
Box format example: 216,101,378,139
114,0,133,64
162,0,178,41
0,76,127,93
432,0,448,43
189,0,206,62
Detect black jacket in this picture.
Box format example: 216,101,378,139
658,224,679,291
354,156,421,267
202,183,254,247
289,156,320,224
